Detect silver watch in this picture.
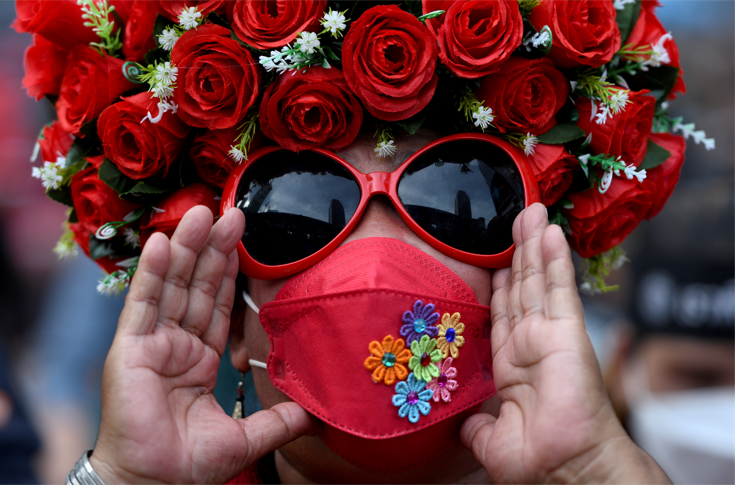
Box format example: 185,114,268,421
66,450,105,485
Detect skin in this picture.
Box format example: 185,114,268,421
90,132,670,484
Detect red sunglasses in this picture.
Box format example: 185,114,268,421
222,133,539,280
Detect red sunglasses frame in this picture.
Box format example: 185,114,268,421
222,132,540,280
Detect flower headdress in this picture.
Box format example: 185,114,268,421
15,0,711,294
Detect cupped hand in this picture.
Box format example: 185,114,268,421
91,207,320,484
461,203,668,484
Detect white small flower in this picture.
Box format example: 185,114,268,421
259,55,277,72
322,10,346,34
641,33,672,70
154,62,178,85
97,274,121,295
623,163,646,183
152,82,175,100
296,31,320,55
53,239,78,259
32,160,63,190
702,138,716,151
141,100,178,124
595,104,611,125
472,106,495,130
159,28,179,51
609,90,629,114
229,146,246,164
178,6,202,31
522,133,538,156
122,228,140,249
613,0,635,10
374,140,396,159
531,30,551,49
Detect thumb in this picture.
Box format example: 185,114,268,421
460,413,498,468
240,402,322,466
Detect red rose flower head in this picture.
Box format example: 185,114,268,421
576,89,655,167
643,132,686,220
158,0,229,22
38,122,75,164
475,57,568,135
71,166,142,236
123,0,161,62
56,46,138,136
98,91,192,180
22,34,70,101
13,0,98,50
140,183,220,245
525,143,579,207
342,5,438,121
230,0,327,50
190,127,263,189
171,24,263,130
431,0,523,79
260,67,363,152
529,0,621,70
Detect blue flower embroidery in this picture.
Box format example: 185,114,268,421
392,372,434,423
400,300,440,344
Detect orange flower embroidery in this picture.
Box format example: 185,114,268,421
364,335,412,385
437,312,465,359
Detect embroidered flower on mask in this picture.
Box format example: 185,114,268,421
364,335,412,385
408,335,442,382
427,357,458,403
437,312,465,359
392,372,434,423
400,300,440,344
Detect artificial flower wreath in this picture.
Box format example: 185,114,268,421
15,0,712,294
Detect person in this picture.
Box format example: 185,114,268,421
78,131,671,484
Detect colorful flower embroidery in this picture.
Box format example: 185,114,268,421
408,334,442,382
392,372,434,423
400,300,440,344
364,335,412,385
437,312,465,359
427,357,458,403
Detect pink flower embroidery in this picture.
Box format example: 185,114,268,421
426,357,458,403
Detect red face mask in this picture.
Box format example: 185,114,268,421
258,237,496,472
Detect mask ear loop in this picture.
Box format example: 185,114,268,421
241,290,267,370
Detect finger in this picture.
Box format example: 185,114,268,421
199,248,240,356
240,402,322,467
541,224,584,323
180,208,245,336
157,206,215,328
518,203,550,317
490,268,512,354
508,212,525,325
118,232,170,336
460,413,498,469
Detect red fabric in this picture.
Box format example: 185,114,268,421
259,238,495,472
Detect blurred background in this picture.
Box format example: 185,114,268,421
0,1,732,484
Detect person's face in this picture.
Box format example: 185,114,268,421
232,129,498,484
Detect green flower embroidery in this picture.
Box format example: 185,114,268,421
408,335,442,382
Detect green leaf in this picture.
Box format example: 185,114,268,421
635,65,680,103
65,139,91,168
89,236,130,260
122,180,170,196
322,45,340,61
206,12,230,28
417,10,445,22
616,0,641,45
144,47,168,65
80,119,98,140
638,140,671,170
536,123,586,145
396,115,426,136
47,187,74,207
98,158,137,194
68,209,78,223
153,14,172,48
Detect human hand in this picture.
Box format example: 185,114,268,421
90,207,321,484
461,203,669,484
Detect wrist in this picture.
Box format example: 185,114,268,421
88,448,151,485
547,425,671,484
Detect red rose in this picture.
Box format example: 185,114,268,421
576,89,655,166
98,91,192,180
123,0,161,61
643,132,686,220
71,166,142,235
342,5,438,122
525,143,579,207
529,0,620,69
475,57,568,135
171,24,262,130
230,0,326,50
13,0,98,50
626,1,685,99
430,0,523,79
421,0,454,36
69,223,127,275
140,183,219,245
190,127,263,189
158,0,229,21
38,122,74,164
562,177,655,258
56,46,137,135
22,34,69,101
259,67,363,152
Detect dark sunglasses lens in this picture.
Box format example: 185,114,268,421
398,140,525,255
235,151,361,266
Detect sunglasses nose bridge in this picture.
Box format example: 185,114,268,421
365,171,392,197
